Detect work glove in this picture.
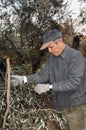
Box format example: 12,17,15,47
34,84,50,95
11,75,24,86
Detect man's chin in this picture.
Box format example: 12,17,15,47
53,53,59,56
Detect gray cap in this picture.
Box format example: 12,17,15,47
40,29,62,50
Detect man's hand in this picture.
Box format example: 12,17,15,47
34,84,50,94
11,75,24,86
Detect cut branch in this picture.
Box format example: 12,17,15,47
2,58,11,129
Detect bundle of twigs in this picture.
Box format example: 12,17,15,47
0,62,66,130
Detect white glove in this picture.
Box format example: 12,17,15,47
11,75,24,86
34,84,50,95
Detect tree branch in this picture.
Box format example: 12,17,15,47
2,58,11,129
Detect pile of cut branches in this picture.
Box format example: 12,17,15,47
0,59,67,130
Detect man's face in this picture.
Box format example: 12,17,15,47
47,39,65,56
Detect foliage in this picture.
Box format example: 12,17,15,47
0,0,65,31
1,0,84,70
0,64,67,130
75,0,86,25
0,0,71,52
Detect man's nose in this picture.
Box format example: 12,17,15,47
48,48,52,53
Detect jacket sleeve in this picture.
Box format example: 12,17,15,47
26,60,50,83
52,53,85,92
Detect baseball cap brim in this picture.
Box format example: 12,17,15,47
40,42,50,50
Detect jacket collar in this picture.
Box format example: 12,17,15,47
60,45,69,58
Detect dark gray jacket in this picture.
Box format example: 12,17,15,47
27,45,86,109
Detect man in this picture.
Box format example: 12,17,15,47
11,29,86,130
72,34,81,50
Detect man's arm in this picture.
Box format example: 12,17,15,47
11,60,50,86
